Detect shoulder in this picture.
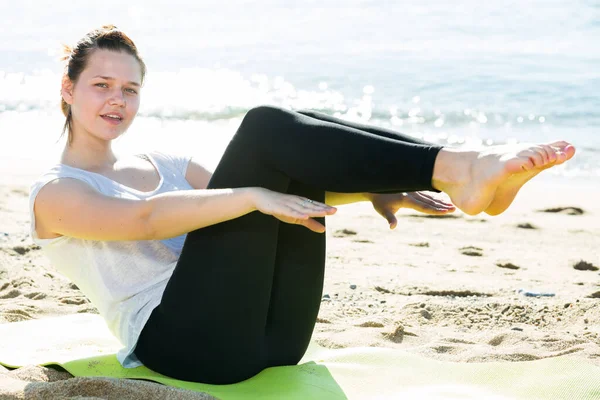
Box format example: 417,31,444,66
29,167,103,215
30,172,101,208
29,166,99,198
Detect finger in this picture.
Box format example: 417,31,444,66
408,194,456,211
282,205,310,220
387,214,398,230
303,218,326,233
289,201,335,217
410,192,454,206
298,198,334,209
296,198,337,213
409,198,456,214
412,193,455,208
295,205,336,217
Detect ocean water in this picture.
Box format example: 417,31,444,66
1,0,598,179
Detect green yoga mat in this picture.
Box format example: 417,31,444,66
0,314,598,399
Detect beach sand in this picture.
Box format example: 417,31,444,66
0,169,599,399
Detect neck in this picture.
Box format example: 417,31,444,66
60,133,119,172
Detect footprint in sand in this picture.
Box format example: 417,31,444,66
333,229,357,238
466,218,488,223
496,262,521,270
537,206,584,215
0,289,21,299
352,239,374,244
459,246,483,257
23,291,47,300
381,325,417,343
488,334,508,347
10,277,36,289
573,260,599,271
10,188,29,197
1,308,33,322
443,337,476,345
374,286,393,294
59,296,90,305
517,223,537,230
432,345,457,354
421,289,491,297
407,214,461,219
355,320,385,328
10,244,41,255
77,306,99,314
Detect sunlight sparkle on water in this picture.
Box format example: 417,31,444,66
408,107,421,117
390,116,403,126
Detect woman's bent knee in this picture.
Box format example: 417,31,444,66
241,105,294,130
233,105,295,149
245,104,289,119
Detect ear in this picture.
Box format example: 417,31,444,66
61,75,74,105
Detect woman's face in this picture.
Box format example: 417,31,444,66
63,49,142,142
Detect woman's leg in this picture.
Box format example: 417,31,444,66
232,106,443,194
294,109,443,194
263,180,326,368
264,110,458,363
296,109,434,146
134,105,443,384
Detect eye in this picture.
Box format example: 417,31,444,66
126,88,138,94
95,83,108,88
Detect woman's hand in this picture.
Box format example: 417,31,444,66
369,191,456,229
251,188,337,233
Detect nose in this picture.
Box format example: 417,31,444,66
109,89,126,107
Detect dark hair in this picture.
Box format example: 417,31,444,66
59,25,146,146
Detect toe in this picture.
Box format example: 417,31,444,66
548,140,571,148
564,144,576,159
541,145,557,163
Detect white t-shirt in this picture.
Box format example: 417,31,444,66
28,150,194,368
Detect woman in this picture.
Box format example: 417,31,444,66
29,25,575,385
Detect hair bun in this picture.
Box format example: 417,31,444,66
59,43,73,63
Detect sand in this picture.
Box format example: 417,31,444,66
0,168,599,399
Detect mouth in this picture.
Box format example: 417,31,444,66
100,113,124,124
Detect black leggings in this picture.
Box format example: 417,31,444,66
133,106,443,384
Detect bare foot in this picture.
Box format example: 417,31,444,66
431,141,576,215
484,141,576,215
